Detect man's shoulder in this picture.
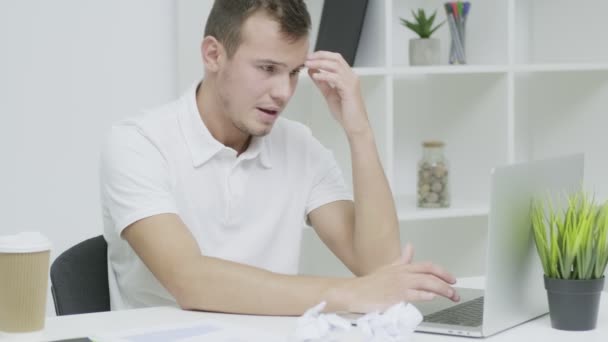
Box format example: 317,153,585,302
104,97,189,155
113,100,180,134
102,98,186,162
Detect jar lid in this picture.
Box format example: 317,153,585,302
0,232,52,253
422,141,445,148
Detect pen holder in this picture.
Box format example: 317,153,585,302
445,2,470,65
448,27,466,64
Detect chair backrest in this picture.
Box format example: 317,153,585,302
50,235,110,315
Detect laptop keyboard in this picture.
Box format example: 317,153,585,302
423,296,484,327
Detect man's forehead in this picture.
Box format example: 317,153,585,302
242,11,284,37
238,36,309,68
239,11,309,53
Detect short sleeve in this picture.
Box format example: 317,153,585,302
99,124,178,236
305,138,353,216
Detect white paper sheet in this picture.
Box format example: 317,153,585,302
91,320,284,342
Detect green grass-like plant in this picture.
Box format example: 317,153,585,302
400,9,444,39
531,191,608,280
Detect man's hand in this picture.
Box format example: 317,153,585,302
306,51,369,136
325,243,461,313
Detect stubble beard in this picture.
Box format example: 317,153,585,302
233,116,272,137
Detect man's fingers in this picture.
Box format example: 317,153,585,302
387,250,460,302
404,261,457,285
308,68,332,94
307,50,347,65
310,71,340,89
403,289,436,302
408,273,460,302
304,59,341,73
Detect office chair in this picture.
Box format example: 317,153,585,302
50,235,111,315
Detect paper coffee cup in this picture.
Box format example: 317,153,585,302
0,232,51,333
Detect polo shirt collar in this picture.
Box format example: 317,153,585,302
178,82,273,169
240,135,273,168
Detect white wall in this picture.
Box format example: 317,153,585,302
0,0,177,315
177,0,212,93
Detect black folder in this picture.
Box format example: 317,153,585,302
314,0,369,66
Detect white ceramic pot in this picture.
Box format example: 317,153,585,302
409,38,440,66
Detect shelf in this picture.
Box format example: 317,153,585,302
392,65,509,76
298,67,388,83
301,64,608,79
513,64,608,73
396,195,488,222
392,64,608,76
300,195,488,228
354,67,389,76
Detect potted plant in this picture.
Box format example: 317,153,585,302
531,191,608,331
400,9,445,66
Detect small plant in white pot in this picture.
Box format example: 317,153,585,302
400,9,444,66
531,191,608,331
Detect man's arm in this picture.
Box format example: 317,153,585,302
123,213,458,315
306,51,400,276
122,213,342,315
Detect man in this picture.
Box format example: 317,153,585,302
100,0,459,315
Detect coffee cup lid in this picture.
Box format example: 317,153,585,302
0,232,52,253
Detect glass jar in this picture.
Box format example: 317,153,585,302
417,141,450,208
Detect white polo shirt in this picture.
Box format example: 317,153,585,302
100,82,353,310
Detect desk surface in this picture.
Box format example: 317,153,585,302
2,278,607,342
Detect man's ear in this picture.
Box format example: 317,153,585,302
201,36,224,72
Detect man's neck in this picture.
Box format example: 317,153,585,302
196,79,251,155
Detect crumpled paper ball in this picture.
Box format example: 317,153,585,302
292,301,353,341
292,301,423,342
356,302,423,342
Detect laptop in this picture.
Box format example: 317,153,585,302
414,154,584,337
340,154,584,337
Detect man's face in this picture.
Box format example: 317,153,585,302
215,12,309,137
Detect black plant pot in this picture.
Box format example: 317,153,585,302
544,276,605,331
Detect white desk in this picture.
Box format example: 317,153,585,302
2,278,607,342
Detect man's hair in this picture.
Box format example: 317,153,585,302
204,0,311,58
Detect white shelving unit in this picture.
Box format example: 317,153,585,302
294,0,608,278
284,0,608,225
177,0,608,278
